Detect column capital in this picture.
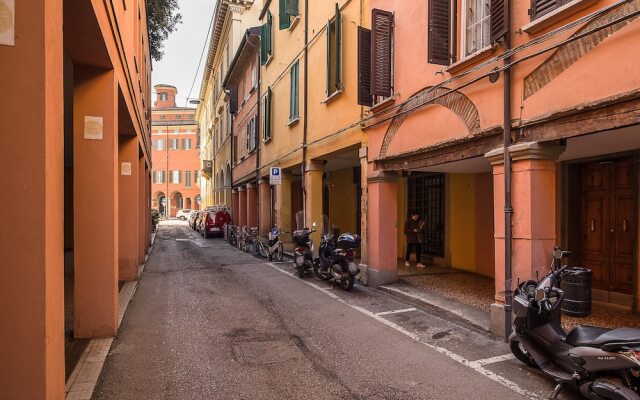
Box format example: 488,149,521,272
367,170,400,184
246,182,256,189
237,186,246,192
305,160,324,172
258,178,269,185
485,142,565,165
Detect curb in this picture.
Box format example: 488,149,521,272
378,284,491,333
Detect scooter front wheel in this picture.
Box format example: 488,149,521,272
296,265,305,279
509,339,538,368
313,262,331,281
340,274,355,291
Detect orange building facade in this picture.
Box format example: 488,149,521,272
152,85,201,217
0,0,152,398
363,0,640,337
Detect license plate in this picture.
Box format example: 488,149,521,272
212,227,220,231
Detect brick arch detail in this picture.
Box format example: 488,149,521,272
379,86,481,158
524,0,640,99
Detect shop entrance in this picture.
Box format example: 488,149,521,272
570,157,638,306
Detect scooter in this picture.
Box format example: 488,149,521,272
292,223,317,279
313,226,361,291
510,246,640,400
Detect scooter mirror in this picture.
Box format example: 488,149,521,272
553,248,564,260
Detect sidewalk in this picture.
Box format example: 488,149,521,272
380,264,640,334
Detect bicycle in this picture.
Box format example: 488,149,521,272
253,227,284,262
227,225,238,247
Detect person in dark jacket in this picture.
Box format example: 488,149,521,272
404,211,426,268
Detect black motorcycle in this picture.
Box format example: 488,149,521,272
292,223,317,279
510,246,640,400
313,226,360,291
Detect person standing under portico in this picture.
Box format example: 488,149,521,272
404,211,426,268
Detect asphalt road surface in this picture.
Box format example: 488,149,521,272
92,220,576,400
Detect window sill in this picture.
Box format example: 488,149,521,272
522,0,598,34
262,136,272,144
321,89,343,105
287,117,300,127
369,96,396,113
446,45,497,75
265,54,274,67
288,16,300,32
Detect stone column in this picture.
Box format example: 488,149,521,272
305,160,324,251
238,187,247,227
259,179,272,235
246,182,258,228
232,189,239,225
275,170,293,244
138,155,146,265
118,136,139,282
73,66,119,338
0,0,65,396
485,142,564,338
359,147,369,284
366,171,400,287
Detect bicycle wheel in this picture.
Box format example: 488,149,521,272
258,242,268,258
275,242,284,262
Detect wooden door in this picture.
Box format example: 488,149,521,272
581,159,637,295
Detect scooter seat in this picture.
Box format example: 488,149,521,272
566,325,640,350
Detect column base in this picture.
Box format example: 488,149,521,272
490,302,508,339
366,267,398,287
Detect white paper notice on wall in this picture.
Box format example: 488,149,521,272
84,116,103,140
121,162,132,176
0,0,15,46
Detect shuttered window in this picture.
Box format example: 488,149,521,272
371,9,393,98
357,27,373,107
279,0,299,29
260,11,273,65
185,171,192,187
229,85,238,114
326,4,342,96
530,0,570,20
490,0,508,42
247,116,257,152
289,61,299,121
428,0,451,65
262,87,272,142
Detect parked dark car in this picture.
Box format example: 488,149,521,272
199,210,232,238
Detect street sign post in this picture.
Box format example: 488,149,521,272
195,195,202,205
269,167,282,185
161,198,167,206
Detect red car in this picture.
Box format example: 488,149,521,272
200,210,231,238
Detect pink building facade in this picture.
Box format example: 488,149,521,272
362,0,640,337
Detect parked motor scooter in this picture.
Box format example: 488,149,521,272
313,225,361,291
292,223,317,278
510,246,640,399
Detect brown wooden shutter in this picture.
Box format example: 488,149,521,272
428,0,451,66
530,0,561,20
371,9,393,98
357,27,373,107
490,0,508,43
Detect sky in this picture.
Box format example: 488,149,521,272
151,0,217,108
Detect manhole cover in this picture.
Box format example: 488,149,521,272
233,340,303,365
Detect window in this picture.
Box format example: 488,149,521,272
279,0,299,29
530,0,573,20
226,42,230,69
226,106,232,136
251,60,257,89
152,171,166,183
183,138,192,150
261,87,272,142
247,116,257,153
464,0,491,57
289,61,299,121
170,170,181,184
158,92,168,101
194,170,200,184
185,170,192,187
260,11,274,65
170,138,179,150
326,4,342,96
155,139,165,150
174,128,179,134
358,9,394,107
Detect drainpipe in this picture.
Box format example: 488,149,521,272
301,0,309,228
503,1,513,341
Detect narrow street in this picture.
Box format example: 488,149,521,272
93,221,572,400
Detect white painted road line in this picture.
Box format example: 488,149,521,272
375,307,417,316
469,353,516,367
265,262,543,400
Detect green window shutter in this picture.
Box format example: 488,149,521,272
279,0,291,30
288,0,299,17
326,19,331,96
335,3,342,90
260,24,267,65
295,63,299,118
266,87,272,139
267,12,273,56
289,65,294,120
